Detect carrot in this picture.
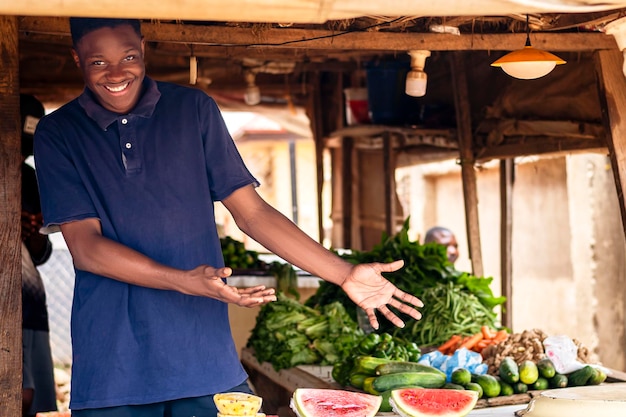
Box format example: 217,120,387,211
481,325,496,339
475,339,490,350
459,332,483,350
493,329,509,343
438,334,462,353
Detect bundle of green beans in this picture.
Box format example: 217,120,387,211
406,281,498,347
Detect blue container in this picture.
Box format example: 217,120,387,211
365,60,411,125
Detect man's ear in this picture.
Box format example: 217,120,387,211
71,48,81,68
141,37,145,57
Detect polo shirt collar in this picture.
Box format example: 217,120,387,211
78,76,161,130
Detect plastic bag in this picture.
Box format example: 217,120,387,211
418,348,487,382
543,335,585,374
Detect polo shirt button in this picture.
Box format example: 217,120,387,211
125,143,132,149
121,118,128,124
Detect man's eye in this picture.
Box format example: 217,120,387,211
90,60,105,66
124,55,136,62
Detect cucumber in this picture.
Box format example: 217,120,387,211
588,368,607,385
443,382,466,390
471,374,501,398
363,377,380,395
499,357,520,384
537,358,556,379
567,365,596,387
465,382,483,398
499,380,514,396
352,356,394,376
375,361,445,378
519,360,539,385
530,377,549,391
549,373,568,388
378,390,393,413
451,368,472,386
372,371,446,392
512,382,528,394
349,373,369,389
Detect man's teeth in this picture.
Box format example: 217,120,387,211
107,83,128,92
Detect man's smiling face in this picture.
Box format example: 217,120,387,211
72,24,145,114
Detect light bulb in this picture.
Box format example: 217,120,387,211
491,15,565,80
406,50,431,97
243,70,261,105
499,61,557,80
405,70,427,97
244,85,261,106
189,56,197,85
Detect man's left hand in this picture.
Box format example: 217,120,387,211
340,260,423,330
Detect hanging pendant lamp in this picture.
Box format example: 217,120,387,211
491,15,566,80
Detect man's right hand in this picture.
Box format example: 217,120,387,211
187,265,277,307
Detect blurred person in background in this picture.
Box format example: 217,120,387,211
20,93,58,417
424,226,459,264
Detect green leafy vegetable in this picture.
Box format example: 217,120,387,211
305,217,506,345
247,293,364,371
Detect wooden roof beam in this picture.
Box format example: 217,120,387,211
19,16,619,52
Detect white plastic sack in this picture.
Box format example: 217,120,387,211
543,335,585,374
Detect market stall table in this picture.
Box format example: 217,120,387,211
241,348,340,417
242,349,626,417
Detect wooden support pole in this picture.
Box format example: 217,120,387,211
594,49,626,238
0,15,23,417
450,51,484,277
306,72,327,244
341,137,353,248
383,131,394,236
499,159,514,328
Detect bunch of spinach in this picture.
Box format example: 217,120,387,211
305,218,505,343
247,293,364,371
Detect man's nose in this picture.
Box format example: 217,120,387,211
107,64,126,79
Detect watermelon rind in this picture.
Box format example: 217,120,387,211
214,392,263,416
390,388,478,417
291,388,382,417
217,413,266,417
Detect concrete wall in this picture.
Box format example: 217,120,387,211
397,153,626,371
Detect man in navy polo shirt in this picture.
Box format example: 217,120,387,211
33,18,424,417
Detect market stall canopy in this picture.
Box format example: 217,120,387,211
4,0,626,22
8,1,626,163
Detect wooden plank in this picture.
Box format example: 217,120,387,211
19,17,618,52
594,49,626,239
475,138,607,162
0,15,23,417
450,51,484,277
606,367,626,382
241,349,338,390
499,159,514,329
241,348,338,415
5,1,626,26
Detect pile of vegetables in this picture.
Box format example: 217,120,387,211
438,326,509,355
331,332,422,387
220,236,266,270
247,293,365,371
408,281,499,347
305,218,506,346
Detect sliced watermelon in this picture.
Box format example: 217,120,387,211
291,388,382,417
390,388,478,417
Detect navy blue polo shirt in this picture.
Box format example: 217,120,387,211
33,77,259,409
